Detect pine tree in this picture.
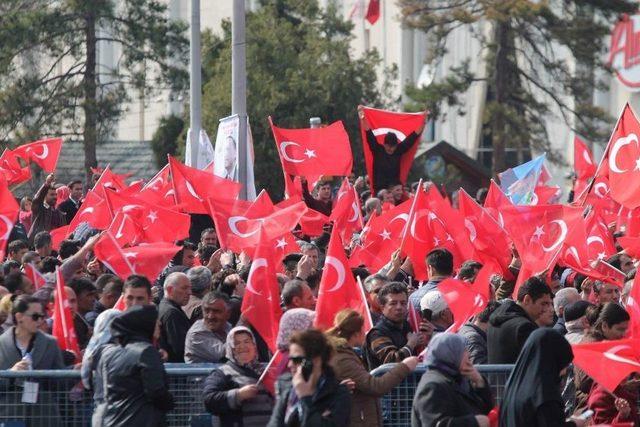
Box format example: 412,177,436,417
398,0,636,175
0,0,188,180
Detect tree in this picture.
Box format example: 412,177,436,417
151,114,184,168
199,0,395,197
0,0,188,181
398,0,636,176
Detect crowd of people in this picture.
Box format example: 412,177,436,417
0,158,637,427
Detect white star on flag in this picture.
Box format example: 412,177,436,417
532,225,545,240
304,149,317,159
379,229,391,240
276,238,287,249
147,210,158,223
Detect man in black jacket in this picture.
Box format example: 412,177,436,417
487,276,553,364
358,106,425,194
158,272,192,363
58,179,83,224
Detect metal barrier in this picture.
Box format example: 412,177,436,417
370,364,514,427
0,363,514,426
0,364,220,427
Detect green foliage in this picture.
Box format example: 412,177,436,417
198,0,395,197
398,0,637,174
150,114,184,168
0,0,188,177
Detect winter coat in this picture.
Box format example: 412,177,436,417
458,323,488,365
411,369,493,427
267,369,351,427
330,343,410,427
202,361,274,427
587,380,640,426
158,298,191,362
487,300,537,364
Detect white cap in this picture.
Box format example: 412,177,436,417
420,290,448,316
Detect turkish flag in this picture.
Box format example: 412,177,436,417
92,165,127,197
483,180,512,227
0,149,31,185
24,263,47,290
604,103,640,208
330,179,364,242
574,135,597,180
365,0,380,24
67,190,112,236
270,117,353,179
113,294,126,311
532,185,560,205
349,198,412,271
168,155,241,214
399,187,434,281
458,189,512,274
94,232,135,278
241,237,282,353
500,204,583,279
315,229,373,332
107,211,141,247
140,164,177,206
0,175,19,260
439,277,488,333
121,243,181,282
359,106,427,193
571,338,640,392
13,137,62,173
105,189,190,244
585,212,617,262
52,268,81,361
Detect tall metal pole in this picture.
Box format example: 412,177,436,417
232,0,248,200
189,0,202,167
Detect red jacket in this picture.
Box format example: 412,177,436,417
587,380,639,426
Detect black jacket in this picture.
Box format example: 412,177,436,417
58,198,80,224
267,370,351,427
458,323,488,365
487,300,538,364
97,306,174,427
365,129,418,193
411,369,494,427
158,298,191,363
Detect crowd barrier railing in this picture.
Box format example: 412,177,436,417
370,364,515,427
0,363,515,426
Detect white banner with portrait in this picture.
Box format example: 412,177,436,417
213,114,256,200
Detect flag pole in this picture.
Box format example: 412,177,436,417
189,0,201,167
232,0,248,200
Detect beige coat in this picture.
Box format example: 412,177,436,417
330,342,411,427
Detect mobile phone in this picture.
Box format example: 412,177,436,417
421,308,432,322
577,409,593,420
301,359,313,382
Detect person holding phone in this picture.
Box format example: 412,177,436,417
268,329,351,427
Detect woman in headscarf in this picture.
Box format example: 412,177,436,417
328,309,418,427
499,328,586,427
202,326,273,426
96,305,174,427
411,333,493,427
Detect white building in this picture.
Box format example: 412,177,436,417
110,0,638,189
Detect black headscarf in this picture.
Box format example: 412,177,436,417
499,328,573,427
110,305,158,346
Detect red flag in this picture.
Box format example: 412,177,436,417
140,164,177,206
94,232,135,279
0,149,31,185
168,155,241,214
24,263,46,290
458,189,512,273
270,117,353,178
92,165,127,197
0,175,19,260
408,302,421,333
315,229,373,332
241,236,282,353
574,135,597,180
365,0,380,25
107,211,140,247
483,180,511,227
12,138,62,173
603,104,640,209
121,243,181,282
359,107,427,193
68,190,112,235
257,350,286,396
501,204,582,273
113,294,126,311
330,179,364,242
439,278,488,333
571,339,640,392
105,189,190,244
52,268,80,361
585,212,617,262
399,186,434,281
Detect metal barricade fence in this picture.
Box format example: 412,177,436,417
0,364,220,427
0,363,514,426
370,364,514,427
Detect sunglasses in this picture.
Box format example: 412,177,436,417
26,313,45,321
289,356,309,365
